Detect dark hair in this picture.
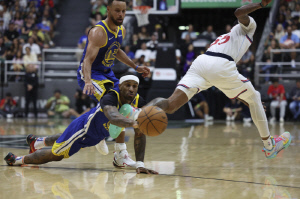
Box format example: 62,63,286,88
271,78,279,83
107,0,126,6
54,89,61,94
6,92,12,97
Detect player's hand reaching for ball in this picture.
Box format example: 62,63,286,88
136,167,159,174
83,82,95,95
136,66,150,78
261,0,271,7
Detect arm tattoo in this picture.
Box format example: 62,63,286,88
103,106,135,128
24,149,63,164
134,128,146,162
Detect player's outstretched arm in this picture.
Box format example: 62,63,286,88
82,27,107,95
134,128,159,174
234,0,271,26
103,105,138,128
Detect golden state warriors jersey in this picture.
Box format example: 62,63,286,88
79,20,124,73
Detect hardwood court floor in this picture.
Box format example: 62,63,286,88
0,119,300,199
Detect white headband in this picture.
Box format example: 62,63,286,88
119,75,139,85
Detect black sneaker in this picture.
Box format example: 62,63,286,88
4,152,17,166
26,134,37,154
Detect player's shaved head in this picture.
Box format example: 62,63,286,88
108,0,125,6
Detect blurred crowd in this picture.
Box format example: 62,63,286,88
261,0,300,82
1,0,59,82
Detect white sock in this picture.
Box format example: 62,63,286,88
262,137,273,150
34,137,46,150
115,143,126,152
14,156,25,165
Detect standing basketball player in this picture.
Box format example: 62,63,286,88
147,0,291,159
4,75,158,174
77,0,150,167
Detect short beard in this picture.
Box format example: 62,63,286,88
111,15,123,26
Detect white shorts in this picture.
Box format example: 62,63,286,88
178,54,252,100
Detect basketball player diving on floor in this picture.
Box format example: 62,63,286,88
147,0,291,159
77,0,150,168
4,75,158,174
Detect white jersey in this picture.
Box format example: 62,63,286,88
207,16,257,63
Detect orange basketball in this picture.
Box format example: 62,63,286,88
137,106,168,136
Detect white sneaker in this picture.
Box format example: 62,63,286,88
243,118,252,123
279,117,284,123
270,117,276,123
205,115,214,121
226,116,231,121
291,60,296,68
113,150,136,168
95,139,109,155
230,116,235,121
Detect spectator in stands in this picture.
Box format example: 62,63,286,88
24,63,38,118
21,17,35,39
153,24,166,41
289,80,300,120
237,49,254,79
23,37,41,57
91,12,102,26
183,44,195,75
3,5,11,30
138,26,151,40
0,93,18,118
69,89,92,118
23,46,38,70
41,0,55,8
91,0,107,18
37,17,54,46
0,37,6,62
190,93,213,121
292,23,300,38
146,34,158,51
0,19,5,36
223,98,242,121
45,90,70,118
130,34,140,53
135,55,150,67
261,39,281,82
268,78,287,123
29,26,44,47
202,25,217,41
41,9,57,38
279,25,299,68
11,51,24,82
11,38,20,55
225,24,231,33
76,27,90,61
124,45,134,60
181,24,197,40
275,14,288,29
291,4,300,17
135,42,152,63
274,24,285,42
4,22,19,44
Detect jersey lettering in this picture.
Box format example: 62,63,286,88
210,34,231,47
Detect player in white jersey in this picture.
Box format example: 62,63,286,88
146,0,291,159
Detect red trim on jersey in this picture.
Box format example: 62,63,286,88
246,35,252,43
230,89,248,99
241,79,250,83
177,84,190,89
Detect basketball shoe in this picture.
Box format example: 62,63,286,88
113,150,136,168
26,134,37,154
262,132,291,159
4,152,24,166
95,139,109,155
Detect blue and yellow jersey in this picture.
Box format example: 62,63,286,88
52,89,142,159
79,20,124,73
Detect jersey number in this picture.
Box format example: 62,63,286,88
210,35,230,47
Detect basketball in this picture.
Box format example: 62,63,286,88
137,106,168,136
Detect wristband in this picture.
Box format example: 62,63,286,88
135,65,139,71
136,161,145,168
260,2,267,8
